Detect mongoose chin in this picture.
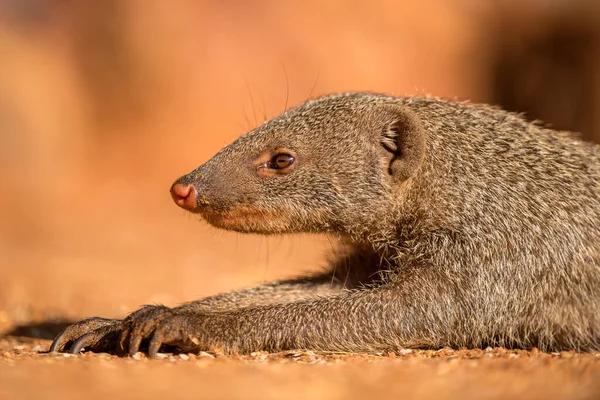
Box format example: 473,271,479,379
51,92,600,357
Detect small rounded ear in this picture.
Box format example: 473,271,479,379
379,105,427,183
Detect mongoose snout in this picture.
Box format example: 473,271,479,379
170,182,198,211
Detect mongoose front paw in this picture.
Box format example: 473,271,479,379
50,305,205,357
49,317,122,354
117,305,204,357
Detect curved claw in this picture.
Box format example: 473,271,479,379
147,315,202,358
70,332,97,354
118,305,174,356
49,331,68,353
148,331,165,359
69,324,122,354
49,317,119,353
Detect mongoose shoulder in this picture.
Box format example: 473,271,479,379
51,92,600,356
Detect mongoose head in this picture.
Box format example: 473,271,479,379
171,93,426,237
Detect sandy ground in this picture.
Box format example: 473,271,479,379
1,335,599,400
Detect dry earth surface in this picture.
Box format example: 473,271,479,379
1,334,600,399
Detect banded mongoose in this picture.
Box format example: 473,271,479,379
50,92,600,357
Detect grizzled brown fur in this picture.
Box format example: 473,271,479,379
50,93,600,357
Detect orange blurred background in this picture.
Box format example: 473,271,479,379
1,0,599,328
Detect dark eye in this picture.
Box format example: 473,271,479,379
271,153,295,169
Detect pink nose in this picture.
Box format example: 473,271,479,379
170,183,197,211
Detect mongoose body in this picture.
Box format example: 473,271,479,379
51,93,600,356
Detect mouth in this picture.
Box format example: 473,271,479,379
199,207,276,231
